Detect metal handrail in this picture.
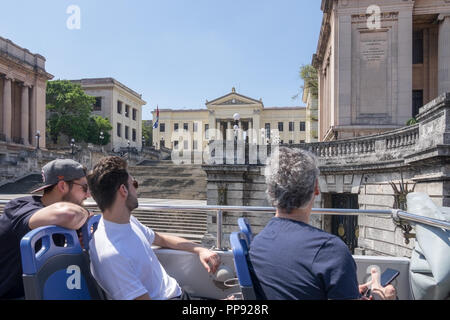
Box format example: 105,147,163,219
1,199,449,249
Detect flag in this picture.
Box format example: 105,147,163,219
153,105,159,129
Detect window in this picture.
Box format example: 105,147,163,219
125,126,129,140
289,122,294,132
184,140,188,149
280,140,284,144
300,122,306,132
132,109,137,121
289,140,293,144
160,123,165,132
205,124,209,139
125,105,130,118
174,123,179,131
94,97,102,111
174,140,179,149
265,123,271,139
278,122,284,132
413,30,424,64
193,122,198,132
117,101,122,114
300,140,305,143
412,90,423,118
117,123,122,137
193,140,198,150
183,123,188,131
132,129,136,142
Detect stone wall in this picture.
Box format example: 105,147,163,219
0,144,158,189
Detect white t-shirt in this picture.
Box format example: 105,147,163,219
89,215,182,300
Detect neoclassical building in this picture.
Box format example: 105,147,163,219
152,88,307,150
0,36,53,149
313,0,450,141
70,78,147,152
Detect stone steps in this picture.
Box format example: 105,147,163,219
128,160,207,200
132,210,207,243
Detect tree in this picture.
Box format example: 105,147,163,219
142,121,153,147
46,80,112,145
46,80,95,144
86,115,112,145
292,64,318,101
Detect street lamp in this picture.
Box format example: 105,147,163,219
142,136,146,151
70,138,75,155
99,131,104,145
35,130,41,150
127,140,131,157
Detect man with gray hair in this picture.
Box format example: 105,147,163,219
249,147,395,300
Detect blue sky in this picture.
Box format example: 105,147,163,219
0,0,323,120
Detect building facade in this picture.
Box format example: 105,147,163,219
70,78,147,152
313,0,450,141
152,88,307,150
0,36,53,149
302,86,319,143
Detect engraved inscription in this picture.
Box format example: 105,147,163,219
361,39,387,62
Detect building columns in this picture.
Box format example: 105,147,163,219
438,14,450,95
2,76,12,142
29,84,37,147
21,83,30,145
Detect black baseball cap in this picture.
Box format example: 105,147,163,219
31,159,87,194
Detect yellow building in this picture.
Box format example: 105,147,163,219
152,88,307,151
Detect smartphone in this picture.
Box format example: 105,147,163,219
380,268,400,287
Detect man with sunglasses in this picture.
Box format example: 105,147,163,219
87,156,221,300
0,159,91,299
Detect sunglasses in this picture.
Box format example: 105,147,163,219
71,182,89,193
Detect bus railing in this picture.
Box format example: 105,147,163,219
1,200,449,250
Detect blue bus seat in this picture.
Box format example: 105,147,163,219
229,231,257,300
81,214,101,251
237,217,253,244
20,225,104,300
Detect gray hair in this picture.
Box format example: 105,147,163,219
265,147,320,213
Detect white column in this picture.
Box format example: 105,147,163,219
438,14,450,95
30,85,36,147
21,84,30,145
397,7,413,124
2,76,12,142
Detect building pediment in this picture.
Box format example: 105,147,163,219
206,87,263,109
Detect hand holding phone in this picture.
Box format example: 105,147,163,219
363,268,399,298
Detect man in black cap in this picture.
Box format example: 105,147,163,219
0,159,92,299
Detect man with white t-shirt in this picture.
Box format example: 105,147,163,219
87,156,221,300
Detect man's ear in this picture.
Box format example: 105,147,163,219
56,180,68,194
314,179,320,196
118,184,128,199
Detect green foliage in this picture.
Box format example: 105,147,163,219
293,64,319,101
46,80,112,145
86,116,112,145
406,118,417,126
142,121,153,146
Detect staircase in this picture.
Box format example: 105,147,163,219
128,160,208,242
0,174,42,194
129,160,207,200
132,209,207,243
